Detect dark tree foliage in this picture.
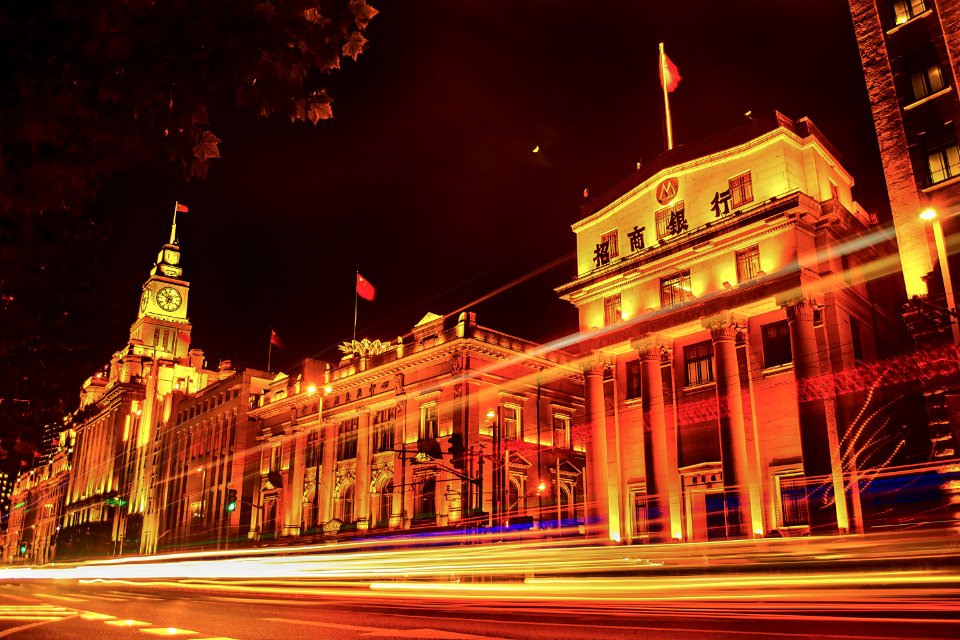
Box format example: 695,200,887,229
0,0,377,467
0,0,378,215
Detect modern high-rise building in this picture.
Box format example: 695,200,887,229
557,112,917,543
848,0,960,454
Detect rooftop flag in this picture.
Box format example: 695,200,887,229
175,202,189,213
658,43,680,150
356,272,376,302
659,47,681,93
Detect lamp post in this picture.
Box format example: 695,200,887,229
920,208,960,344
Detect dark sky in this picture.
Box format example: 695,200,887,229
84,0,883,381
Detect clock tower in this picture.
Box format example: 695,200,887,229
129,217,192,360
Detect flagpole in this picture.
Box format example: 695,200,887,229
170,201,180,245
353,271,359,342
660,42,674,151
267,332,273,371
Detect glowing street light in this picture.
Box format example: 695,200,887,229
919,208,960,344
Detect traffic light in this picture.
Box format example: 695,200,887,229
18,543,26,555
225,488,238,513
448,433,465,469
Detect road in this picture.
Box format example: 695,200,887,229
0,575,957,640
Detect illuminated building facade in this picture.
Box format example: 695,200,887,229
848,0,960,455
146,364,271,554
2,448,71,565
558,113,908,543
248,312,586,539
58,224,214,559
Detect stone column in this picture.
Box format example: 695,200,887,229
633,335,675,542
706,314,755,539
391,397,407,529
287,429,306,536
784,298,848,534
354,409,372,530
318,419,336,524
583,359,613,541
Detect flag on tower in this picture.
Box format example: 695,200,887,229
356,272,376,301
659,47,681,93
270,329,283,349
175,202,189,213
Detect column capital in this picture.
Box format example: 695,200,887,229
781,297,817,323
703,312,743,342
632,334,669,361
582,351,610,376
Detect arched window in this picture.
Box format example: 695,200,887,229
377,480,394,528
415,477,436,521
338,483,355,523
507,478,522,517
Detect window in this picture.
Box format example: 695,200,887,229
910,62,945,101
338,483,355,523
415,477,436,520
373,407,396,453
729,172,753,208
735,245,761,283
777,473,809,527
850,316,864,363
377,481,393,527
631,491,649,539
925,129,960,185
762,320,792,368
655,200,686,240
269,444,282,472
684,341,714,387
600,229,619,259
660,270,692,307
305,429,321,468
625,360,641,400
553,414,571,449
501,404,522,440
603,294,622,326
336,417,358,460
892,0,926,25
419,403,438,440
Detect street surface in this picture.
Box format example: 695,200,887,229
0,531,958,639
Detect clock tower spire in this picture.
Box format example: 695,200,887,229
129,203,192,359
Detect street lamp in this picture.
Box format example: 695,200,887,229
919,208,960,344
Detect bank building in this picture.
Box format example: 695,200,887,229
557,112,913,543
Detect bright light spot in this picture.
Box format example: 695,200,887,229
323,385,333,395
486,409,496,420
307,384,317,395
532,145,539,153
537,482,546,493
919,208,938,221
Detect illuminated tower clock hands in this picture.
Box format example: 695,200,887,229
156,287,182,312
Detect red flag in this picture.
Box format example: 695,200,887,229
659,49,681,93
176,202,189,213
356,273,376,301
177,330,191,345
270,329,283,349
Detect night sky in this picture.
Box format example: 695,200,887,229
62,1,884,400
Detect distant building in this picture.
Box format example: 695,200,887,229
2,449,71,565
557,113,913,542
848,0,960,456
247,312,586,540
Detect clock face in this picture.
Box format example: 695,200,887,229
156,287,182,312
140,291,149,312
